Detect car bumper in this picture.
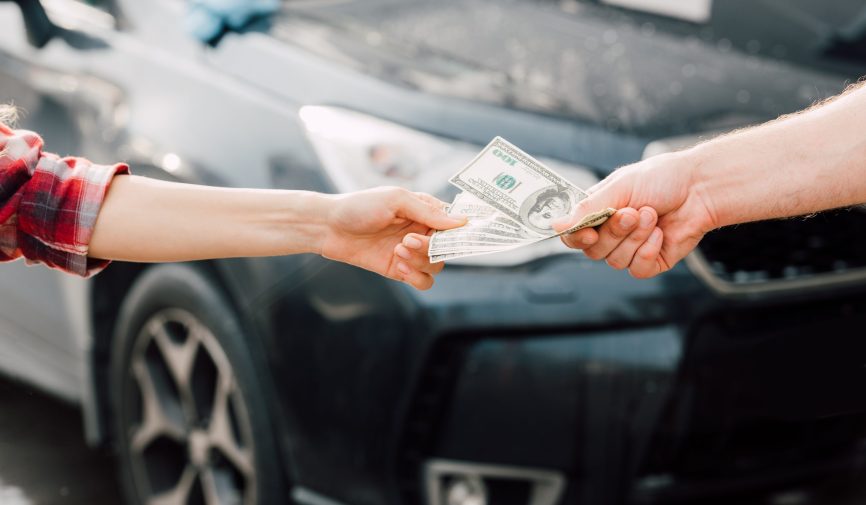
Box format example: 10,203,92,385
256,253,866,505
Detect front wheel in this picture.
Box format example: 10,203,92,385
109,264,285,505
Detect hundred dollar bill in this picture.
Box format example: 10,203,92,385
429,243,532,256
429,210,614,259
447,193,523,228
430,242,529,263
560,207,617,235
428,233,535,254
432,218,536,243
428,209,613,262
429,235,530,252
447,176,615,236
430,233,532,250
446,192,498,217
449,137,588,237
429,137,617,263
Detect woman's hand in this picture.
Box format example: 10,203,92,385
320,187,465,290
91,180,462,290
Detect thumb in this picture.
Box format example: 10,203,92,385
399,192,467,230
552,183,624,233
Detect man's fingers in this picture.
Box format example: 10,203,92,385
400,191,466,230
552,180,628,233
628,227,664,279
604,207,658,270
581,208,640,260
559,227,599,249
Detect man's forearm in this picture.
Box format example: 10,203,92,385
686,82,866,229
89,176,334,261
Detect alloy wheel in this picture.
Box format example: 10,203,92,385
122,308,257,505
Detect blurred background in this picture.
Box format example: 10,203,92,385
1,0,866,504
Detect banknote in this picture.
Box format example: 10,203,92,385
430,241,531,263
432,217,537,243
559,207,616,236
451,217,530,236
449,137,588,237
430,137,616,263
430,234,533,252
447,192,524,229
446,192,499,218
429,244,534,257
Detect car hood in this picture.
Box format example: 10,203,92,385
275,0,849,137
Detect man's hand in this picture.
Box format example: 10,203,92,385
553,152,718,278
554,83,866,279
320,187,465,290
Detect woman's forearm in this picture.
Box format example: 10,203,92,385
89,176,334,262
688,82,866,229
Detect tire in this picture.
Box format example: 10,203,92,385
109,264,286,505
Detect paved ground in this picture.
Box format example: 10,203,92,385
0,375,122,505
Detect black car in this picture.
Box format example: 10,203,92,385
1,0,866,504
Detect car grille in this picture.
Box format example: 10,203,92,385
690,208,866,293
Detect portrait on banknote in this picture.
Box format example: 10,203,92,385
520,185,580,234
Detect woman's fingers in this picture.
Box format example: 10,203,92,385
394,262,435,290
604,207,657,270
392,233,444,290
395,247,443,276
581,208,641,260
628,227,664,279
414,191,451,212
399,233,443,272
398,191,465,230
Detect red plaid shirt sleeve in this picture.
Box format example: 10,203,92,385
0,123,129,277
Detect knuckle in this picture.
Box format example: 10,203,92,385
607,228,625,240
627,226,653,243
637,247,657,261
390,186,411,200
607,221,628,238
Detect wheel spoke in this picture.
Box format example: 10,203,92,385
146,465,196,505
131,360,186,452
209,379,254,478
150,317,200,394
200,468,222,505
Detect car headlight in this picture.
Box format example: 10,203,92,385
299,105,600,266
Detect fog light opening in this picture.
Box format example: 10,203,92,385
426,460,565,505
445,475,487,505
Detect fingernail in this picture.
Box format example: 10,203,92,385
403,236,422,249
395,245,412,260
620,214,637,229
649,228,662,245
581,235,595,245
640,209,654,228
397,262,411,275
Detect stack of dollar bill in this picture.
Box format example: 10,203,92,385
429,137,616,263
